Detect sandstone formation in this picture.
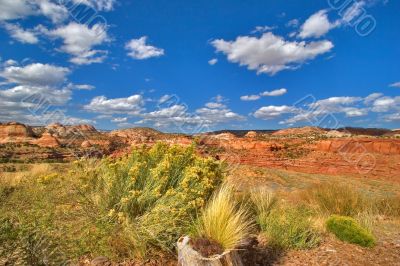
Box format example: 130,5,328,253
0,122,35,143
245,131,257,138
272,126,326,136
32,132,60,148
1,123,399,180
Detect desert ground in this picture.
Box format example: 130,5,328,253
1,122,400,265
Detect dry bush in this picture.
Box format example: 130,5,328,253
73,143,225,258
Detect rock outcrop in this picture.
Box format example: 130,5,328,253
32,132,60,148
0,122,35,143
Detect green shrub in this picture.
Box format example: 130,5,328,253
326,215,376,247
258,205,320,249
73,143,225,258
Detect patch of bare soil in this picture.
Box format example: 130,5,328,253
189,237,224,258
268,220,400,266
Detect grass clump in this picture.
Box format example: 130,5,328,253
301,182,368,216
194,185,254,250
251,191,320,250
326,215,376,247
258,206,320,249
74,143,225,258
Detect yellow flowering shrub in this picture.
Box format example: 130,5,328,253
72,143,225,257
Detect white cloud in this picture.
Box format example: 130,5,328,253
0,85,71,105
111,117,128,123
342,1,366,24
212,32,333,75
84,94,144,114
371,96,400,112
0,63,70,86
44,22,109,65
196,106,245,124
73,84,95,90
389,82,400,88
3,23,39,44
261,88,287,97
208,58,218,65
36,0,68,23
0,0,34,21
254,105,297,120
240,95,261,101
286,19,299,28
364,92,383,104
299,10,338,38
0,0,68,23
384,113,400,122
72,0,116,11
205,102,225,109
138,97,244,130
251,25,276,33
125,36,164,60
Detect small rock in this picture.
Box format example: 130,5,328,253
90,256,111,266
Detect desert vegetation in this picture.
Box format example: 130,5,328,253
1,142,400,265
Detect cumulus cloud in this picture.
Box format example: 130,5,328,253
137,97,244,130
84,94,144,114
0,0,34,21
2,23,39,44
389,82,400,88
0,60,91,124
212,32,333,75
384,113,400,122
0,85,71,106
0,0,68,23
286,19,299,28
125,36,164,60
251,25,276,33
73,84,95,90
36,0,68,23
261,88,287,97
43,22,109,65
111,117,128,123
254,105,297,120
299,10,338,38
240,95,261,101
364,92,383,104
241,88,287,101
208,58,218,65
371,96,400,112
72,0,116,11
0,63,70,86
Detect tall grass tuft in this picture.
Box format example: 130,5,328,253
194,185,255,250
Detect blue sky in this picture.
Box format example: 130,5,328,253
0,0,399,132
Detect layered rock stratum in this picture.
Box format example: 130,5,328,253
1,122,399,181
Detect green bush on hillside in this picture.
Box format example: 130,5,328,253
326,215,376,247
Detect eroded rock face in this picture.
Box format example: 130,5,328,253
0,122,35,143
316,139,400,155
245,131,257,138
272,126,326,136
32,132,60,148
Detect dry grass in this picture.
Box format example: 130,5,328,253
299,182,369,217
195,185,255,250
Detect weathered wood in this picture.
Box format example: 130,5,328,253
177,236,243,266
